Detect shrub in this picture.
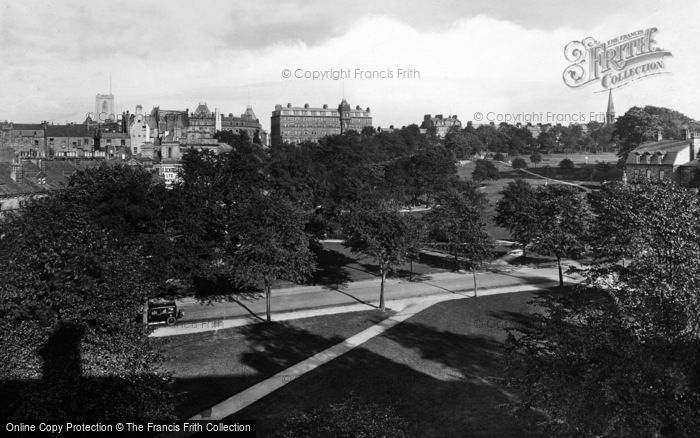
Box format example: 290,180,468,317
558,158,575,169
511,157,528,169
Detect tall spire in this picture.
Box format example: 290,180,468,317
606,88,615,125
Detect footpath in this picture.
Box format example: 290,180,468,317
151,264,578,337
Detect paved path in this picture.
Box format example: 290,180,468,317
516,168,592,191
152,265,578,337
184,277,568,427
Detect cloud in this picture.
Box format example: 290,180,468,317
0,0,698,129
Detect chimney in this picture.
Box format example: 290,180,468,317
10,159,23,182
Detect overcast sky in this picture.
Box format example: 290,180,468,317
1,0,697,131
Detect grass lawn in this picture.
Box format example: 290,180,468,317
230,290,550,437
154,309,392,419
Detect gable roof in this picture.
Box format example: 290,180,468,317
626,139,692,165
0,160,101,197
45,124,94,138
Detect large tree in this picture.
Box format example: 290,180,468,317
529,184,592,287
229,194,316,322
494,179,538,259
425,189,493,296
507,180,700,437
0,196,172,421
343,203,419,310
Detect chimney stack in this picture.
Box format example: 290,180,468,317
10,159,23,183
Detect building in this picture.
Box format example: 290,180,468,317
153,162,183,187
148,107,188,142
625,129,700,185
221,106,267,144
128,105,152,156
270,99,372,146
0,159,101,218
420,114,462,138
98,132,130,159
0,122,47,157
186,103,220,144
45,124,96,158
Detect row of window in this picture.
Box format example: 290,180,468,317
631,167,666,180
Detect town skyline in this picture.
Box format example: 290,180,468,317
2,0,699,131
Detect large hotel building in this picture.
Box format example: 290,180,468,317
270,99,372,146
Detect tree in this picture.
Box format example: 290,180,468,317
511,157,527,169
507,180,700,437
404,214,426,282
472,159,499,182
230,194,316,322
537,131,557,153
529,185,592,286
494,179,537,260
493,152,505,162
558,158,574,169
425,189,493,296
529,152,542,167
0,195,172,421
343,203,418,310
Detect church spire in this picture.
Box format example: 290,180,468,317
606,88,615,125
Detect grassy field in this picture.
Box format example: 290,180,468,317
155,309,391,419
458,152,620,241
230,290,549,437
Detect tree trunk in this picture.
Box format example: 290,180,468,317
379,268,386,312
143,297,149,333
409,259,414,282
472,266,478,297
557,256,563,287
265,282,272,322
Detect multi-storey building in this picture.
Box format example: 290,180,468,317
420,114,462,138
0,122,47,157
148,107,188,142
45,124,95,158
270,99,372,146
221,106,267,145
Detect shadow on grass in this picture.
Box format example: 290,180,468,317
307,247,355,287
228,295,544,437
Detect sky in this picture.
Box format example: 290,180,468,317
1,0,698,132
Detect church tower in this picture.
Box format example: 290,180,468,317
605,88,615,125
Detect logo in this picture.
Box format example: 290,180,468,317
563,28,672,90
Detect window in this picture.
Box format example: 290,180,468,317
121,140,125,146
167,147,172,158
659,170,665,180
133,147,138,154
84,139,89,145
